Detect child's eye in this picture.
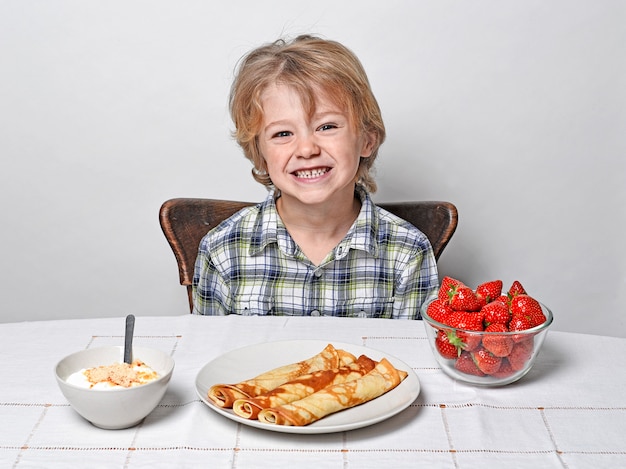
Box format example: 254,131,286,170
272,130,292,138
317,123,337,132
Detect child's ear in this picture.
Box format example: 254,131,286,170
360,131,377,158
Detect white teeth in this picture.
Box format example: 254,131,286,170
295,168,328,178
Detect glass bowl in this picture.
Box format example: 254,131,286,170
420,298,553,386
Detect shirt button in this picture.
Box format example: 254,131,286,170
314,270,322,278
310,310,320,316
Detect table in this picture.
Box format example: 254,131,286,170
1,315,625,468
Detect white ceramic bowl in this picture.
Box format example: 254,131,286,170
55,346,174,429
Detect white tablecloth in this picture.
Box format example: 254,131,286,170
1,315,625,468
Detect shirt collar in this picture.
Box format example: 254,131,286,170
249,185,380,258
344,185,379,258
249,188,284,256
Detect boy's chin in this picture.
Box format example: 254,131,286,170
279,188,355,208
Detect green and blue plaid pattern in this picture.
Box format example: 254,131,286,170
192,186,438,319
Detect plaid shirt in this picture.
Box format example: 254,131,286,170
192,186,438,319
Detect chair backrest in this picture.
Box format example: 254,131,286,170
159,198,458,311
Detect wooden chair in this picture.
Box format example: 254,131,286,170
159,198,458,311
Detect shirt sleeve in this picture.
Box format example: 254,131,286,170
391,239,439,319
192,239,231,316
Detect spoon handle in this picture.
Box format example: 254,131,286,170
124,314,135,364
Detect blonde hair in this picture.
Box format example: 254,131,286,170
229,35,386,193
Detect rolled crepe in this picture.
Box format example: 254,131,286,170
208,344,353,408
258,358,407,426
232,355,377,420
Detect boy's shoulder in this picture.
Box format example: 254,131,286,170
375,205,413,228
374,204,432,249
199,203,263,247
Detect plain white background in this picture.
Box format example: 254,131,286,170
1,1,624,337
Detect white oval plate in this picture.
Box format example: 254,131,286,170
195,339,420,434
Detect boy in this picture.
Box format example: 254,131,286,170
192,35,438,318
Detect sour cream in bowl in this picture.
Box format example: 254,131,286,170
66,359,160,389
55,346,174,429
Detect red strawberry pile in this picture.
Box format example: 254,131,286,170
426,277,547,379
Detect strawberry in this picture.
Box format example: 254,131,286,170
508,280,527,298
449,310,484,331
508,339,534,371
472,347,502,375
448,310,484,351
497,295,510,308
454,351,485,376
438,276,464,302
481,300,510,327
476,280,503,304
425,298,454,325
490,358,515,378
435,329,462,359
510,294,546,327
448,285,482,312
481,323,514,357
508,314,533,342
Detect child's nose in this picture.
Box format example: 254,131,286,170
295,134,320,158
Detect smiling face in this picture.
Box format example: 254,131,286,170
258,83,374,210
